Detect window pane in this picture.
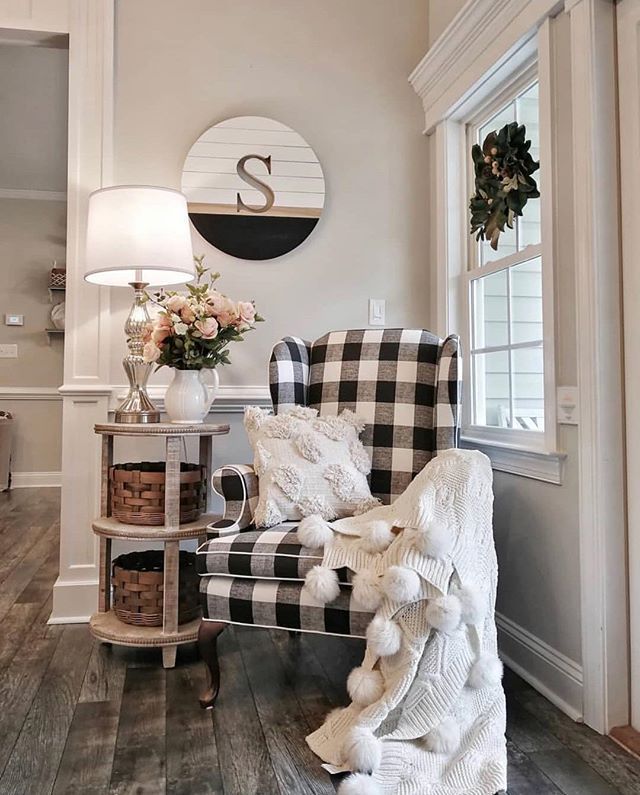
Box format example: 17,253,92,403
510,258,543,343
473,350,510,428
480,224,517,266
473,269,508,348
478,101,516,146
512,345,544,431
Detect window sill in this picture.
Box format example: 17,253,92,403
460,435,566,485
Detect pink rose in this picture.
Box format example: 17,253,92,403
237,301,256,325
165,295,187,314
152,326,171,344
157,313,173,329
142,322,154,344
180,305,196,324
217,299,240,328
143,340,162,362
194,317,219,339
205,290,228,316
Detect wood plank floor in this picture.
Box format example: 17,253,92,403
1,487,640,794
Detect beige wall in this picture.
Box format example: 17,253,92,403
0,42,68,479
0,199,66,477
111,0,431,389
0,199,66,386
428,0,465,47
0,44,68,192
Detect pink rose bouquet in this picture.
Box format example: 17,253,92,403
142,255,264,370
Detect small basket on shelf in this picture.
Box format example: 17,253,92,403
111,549,200,626
109,461,206,526
49,266,66,289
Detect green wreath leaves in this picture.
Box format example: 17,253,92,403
469,122,540,250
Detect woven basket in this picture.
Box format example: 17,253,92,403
49,267,66,288
112,550,200,626
109,461,206,526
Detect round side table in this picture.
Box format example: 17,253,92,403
90,422,230,668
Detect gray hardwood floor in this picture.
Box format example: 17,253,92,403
1,487,640,795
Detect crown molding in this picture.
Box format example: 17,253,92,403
409,0,563,132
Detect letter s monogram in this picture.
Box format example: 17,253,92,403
236,154,275,214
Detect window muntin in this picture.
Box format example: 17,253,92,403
468,79,544,434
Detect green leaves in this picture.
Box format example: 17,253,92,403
469,121,539,250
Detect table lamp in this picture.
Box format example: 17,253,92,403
84,185,195,423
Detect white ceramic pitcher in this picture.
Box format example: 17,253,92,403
164,368,219,424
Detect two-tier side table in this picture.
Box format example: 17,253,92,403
89,422,230,668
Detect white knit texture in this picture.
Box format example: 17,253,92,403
305,449,507,795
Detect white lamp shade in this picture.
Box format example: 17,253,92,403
84,185,195,287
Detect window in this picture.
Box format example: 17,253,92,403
464,76,551,447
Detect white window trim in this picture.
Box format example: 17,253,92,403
411,0,628,737
425,22,563,482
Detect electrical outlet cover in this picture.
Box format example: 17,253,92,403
0,344,18,358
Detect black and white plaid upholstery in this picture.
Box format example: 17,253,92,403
201,327,461,634
271,328,460,503
269,336,312,411
207,465,259,538
199,576,373,636
197,527,352,581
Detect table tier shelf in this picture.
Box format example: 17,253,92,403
90,610,201,648
92,513,219,541
95,422,229,437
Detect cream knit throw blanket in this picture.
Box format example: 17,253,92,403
298,449,507,795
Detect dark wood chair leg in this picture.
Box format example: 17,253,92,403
198,620,227,709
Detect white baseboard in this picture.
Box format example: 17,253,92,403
49,577,97,624
11,471,61,488
497,610,584,721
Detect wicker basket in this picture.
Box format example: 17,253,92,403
49,267,66,289
109,462,206,526
112,549,200,626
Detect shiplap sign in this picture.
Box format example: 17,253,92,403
181,116,325,260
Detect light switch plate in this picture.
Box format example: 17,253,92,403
557,386,578,425
369,298,385,326
0,344,18,358
5,314,23,326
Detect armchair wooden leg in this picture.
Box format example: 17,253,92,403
198,620,227,709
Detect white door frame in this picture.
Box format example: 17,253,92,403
0,0,116,622
617,0,640,732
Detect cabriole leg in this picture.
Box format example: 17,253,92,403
198,620,227,709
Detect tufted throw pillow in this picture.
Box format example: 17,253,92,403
244,405,379,528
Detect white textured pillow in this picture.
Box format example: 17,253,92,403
244,405,379,528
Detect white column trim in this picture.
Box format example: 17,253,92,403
616,0,640,731
48,0,117,624
567,0,628,732
432,120,465,339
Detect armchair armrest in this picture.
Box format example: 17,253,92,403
207,464,259,538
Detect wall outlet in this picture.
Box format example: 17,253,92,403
5,314,23,326
557,386,578,425
0,344,18,358
369,298,385,326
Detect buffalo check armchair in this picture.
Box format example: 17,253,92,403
196,328,460,707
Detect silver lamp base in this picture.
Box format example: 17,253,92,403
115,281,160,424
